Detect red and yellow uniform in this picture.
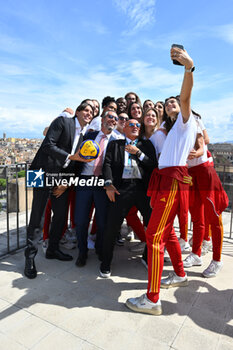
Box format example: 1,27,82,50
188,161,228,261
147,167,192,302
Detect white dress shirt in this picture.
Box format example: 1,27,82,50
63,118,88,168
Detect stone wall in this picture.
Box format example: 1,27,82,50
8,178,33,212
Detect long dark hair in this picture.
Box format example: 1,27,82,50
101,96,116,108
127,101,143,120
75,102,94,115
125,92,142,105
139,107,158,139
163,96,180,133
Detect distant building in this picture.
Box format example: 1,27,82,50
0,137,42,166
209,143,233,165
208,143,233,210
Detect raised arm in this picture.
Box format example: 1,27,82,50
170,47,194,122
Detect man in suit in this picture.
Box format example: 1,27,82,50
99,119,157,277
74,110,118,267
27,102,94,262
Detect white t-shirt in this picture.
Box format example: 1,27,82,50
187,117,208,168
112,129,125,140
58,111,73,118
87,116,101,132
149,130,167,159
197,118,205,131
159,112,198,169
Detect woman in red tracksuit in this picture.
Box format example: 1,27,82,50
126,47,198,315
183,116,228,277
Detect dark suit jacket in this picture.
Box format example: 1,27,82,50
103,138,157,190
30,116,83,173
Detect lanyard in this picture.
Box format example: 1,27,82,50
126,139,138,166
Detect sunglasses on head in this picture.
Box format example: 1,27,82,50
119,116,129,121
107,115,118,121
128,122,141,128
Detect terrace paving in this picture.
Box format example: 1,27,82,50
0,218,233,350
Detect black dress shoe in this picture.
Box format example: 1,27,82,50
24,243,38,279
46,249,73,261
75,255,87,267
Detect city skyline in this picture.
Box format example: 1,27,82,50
0,0,233,142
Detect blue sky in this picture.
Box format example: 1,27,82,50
0,0,233,142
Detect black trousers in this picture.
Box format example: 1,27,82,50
27,187,70,251
101,180,151,269
27,188,50,239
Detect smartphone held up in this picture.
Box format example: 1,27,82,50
171,44,184,65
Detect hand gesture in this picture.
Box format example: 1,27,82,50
53,185,68,198
63,107,74,116
171,47,194,69
69,151,93,162
105,184,120,202
125,145,138,155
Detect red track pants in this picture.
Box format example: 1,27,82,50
146,176,188,303
189,164,225,260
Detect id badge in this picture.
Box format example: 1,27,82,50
124,167,134,177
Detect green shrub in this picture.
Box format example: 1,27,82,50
0,178,6,190
13,170,26,178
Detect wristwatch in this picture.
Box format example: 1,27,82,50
105,179,112,187
185,66,195,73
136,150,142,158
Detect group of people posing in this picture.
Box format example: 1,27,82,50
26,47,228,316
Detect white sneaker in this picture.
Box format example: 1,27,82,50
201,240,212,256
42,239,48,255
65,229,77,243
59,236,67,245
164,248,171,262
202,260,223,278
183,252,202,267
99,267,111,278
129,242,146,253
179,238,191,253
126,294,162,315
126,231,135,241
87,236,95,249
161,272,188,289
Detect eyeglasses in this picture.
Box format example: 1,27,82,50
107,114,119,122
119,116,129,122
128,122,141,128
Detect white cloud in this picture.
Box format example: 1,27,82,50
192,95,233,142
113,0,156,35
0,58,184,137
81,21,109,35
212,23,233,45
0,33,37,56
